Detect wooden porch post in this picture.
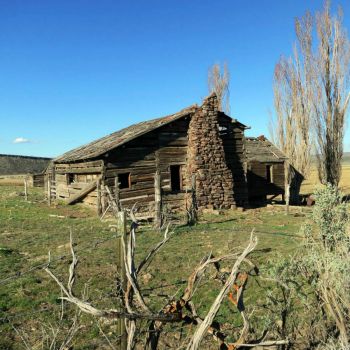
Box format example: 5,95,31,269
114,175,120,212
154,170,162,229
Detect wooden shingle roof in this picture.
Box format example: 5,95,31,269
54,105,199,163
245,136,287,163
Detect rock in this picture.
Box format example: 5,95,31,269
109,224,118,232
141,272,153,284
57,243,71,250
202,208,223,215
307,195,315,206
8,191,18,197
221,267,231,273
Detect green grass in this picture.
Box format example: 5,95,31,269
0,185,309,349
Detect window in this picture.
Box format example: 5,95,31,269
266,165,273,183
170,165,182,191
66,173,75,185
119,172,131,189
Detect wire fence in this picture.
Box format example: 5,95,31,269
0,233,122,286
0,214,305,332
0,224,304,288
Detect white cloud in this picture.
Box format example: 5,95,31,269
13,137,31,144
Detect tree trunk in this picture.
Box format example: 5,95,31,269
289,171,303,205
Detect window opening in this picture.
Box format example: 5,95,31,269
266,165,273,183
170,165,181,191
119,172,131,189
67,173,75,185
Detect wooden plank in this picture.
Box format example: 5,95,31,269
129,181,154,190
66,181,97,205
55,167,102,174
55,160,103,168
119,187,155,199
105,166,156,176
119,194,155,204
106,159,156,169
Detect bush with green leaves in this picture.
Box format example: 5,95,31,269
300,184,350,346
261,185,350,348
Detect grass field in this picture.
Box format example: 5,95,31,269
1,162,349,348
300,164,350,195
0,185,310,349
0,175,30,186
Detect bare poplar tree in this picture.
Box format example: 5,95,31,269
273,14,313,205
208,62,230,114
273,1,350,202
313,2,350,186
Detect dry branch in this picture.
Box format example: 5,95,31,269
45,265,182,323
136,224,172,275
45,215,288,349
186,232,258,350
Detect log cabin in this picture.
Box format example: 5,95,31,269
244,135,287,203
48,93,249,219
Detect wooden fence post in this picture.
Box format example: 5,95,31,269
47,178,51,206
117,210,127,350
154,170,162,229
101,182,108,215
187,174,197,225
284,161,290,215
97,179,101,216
24,177,28,201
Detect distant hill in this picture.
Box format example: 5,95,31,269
0,154,51,175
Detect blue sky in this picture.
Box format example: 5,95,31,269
1,0,350,157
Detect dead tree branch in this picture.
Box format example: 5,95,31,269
45,215,287,349
186,232,258,350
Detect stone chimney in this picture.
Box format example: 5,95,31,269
187,93,235,209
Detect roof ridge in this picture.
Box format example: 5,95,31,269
54,103,199,163
244,136,288,161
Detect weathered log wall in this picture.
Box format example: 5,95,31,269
33,173,45,187
104,117,191,215
247,161,285,200
54,160,103,206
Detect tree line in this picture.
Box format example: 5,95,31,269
209,1,350,201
